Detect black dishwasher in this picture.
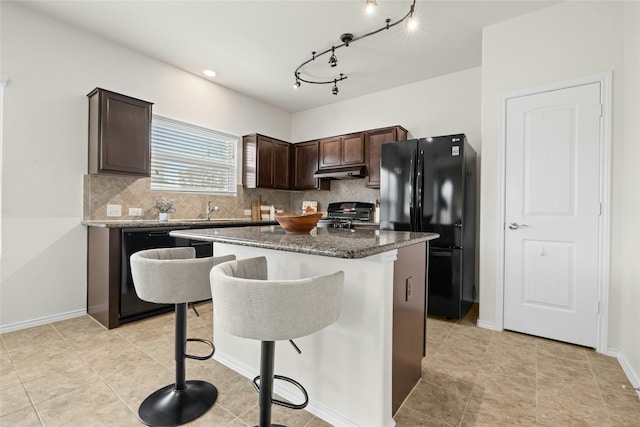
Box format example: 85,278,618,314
120,227,191,324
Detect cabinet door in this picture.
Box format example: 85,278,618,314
342,132,365,165
257,136,275,188
274,141,291,189
365,126,407,188
88,88,152,176
242,134,258,188
319,136,341,169
294,141,326,190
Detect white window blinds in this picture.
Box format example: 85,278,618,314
150,116,238,195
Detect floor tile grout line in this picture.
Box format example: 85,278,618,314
98,376,141,423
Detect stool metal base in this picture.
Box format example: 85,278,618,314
138,380,218,427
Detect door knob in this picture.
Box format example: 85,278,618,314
508,222,529,230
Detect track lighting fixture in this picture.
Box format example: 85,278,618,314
293,0,417,96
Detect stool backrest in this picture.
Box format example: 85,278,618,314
131,247,235,304
211,256,344,341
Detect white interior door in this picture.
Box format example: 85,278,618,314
504,82,601,348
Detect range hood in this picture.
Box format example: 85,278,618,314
313,165,366,180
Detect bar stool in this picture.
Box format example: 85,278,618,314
130,247,235,427
210,256,344,427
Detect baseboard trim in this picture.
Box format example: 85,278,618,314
476,320,501,331
214,351,366,427
0,309,87,334
608,348,640,400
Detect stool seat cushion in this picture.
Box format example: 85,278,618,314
211,256,344,341
131,247,235,304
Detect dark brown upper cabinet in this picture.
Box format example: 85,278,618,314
365,126,408,188
88,88,153,176
319,132,365,169
293,140,330,191
243,134,291,189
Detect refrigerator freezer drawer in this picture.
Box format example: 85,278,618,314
427,248,471,318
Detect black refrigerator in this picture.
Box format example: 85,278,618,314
380,134,477,318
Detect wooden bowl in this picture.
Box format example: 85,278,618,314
275,212,323,234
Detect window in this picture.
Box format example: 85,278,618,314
151,116,238,195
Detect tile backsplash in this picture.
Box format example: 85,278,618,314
83,175,293,220
83,175,380,220
289,179,380,215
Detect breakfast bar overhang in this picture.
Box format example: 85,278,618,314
171,226,439,427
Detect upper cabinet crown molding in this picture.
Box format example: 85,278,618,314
87,88,153,177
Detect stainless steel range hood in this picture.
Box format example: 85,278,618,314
313,165,366,180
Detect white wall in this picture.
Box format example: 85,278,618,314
292,67,482,151
0,3,290,329
480,0,639,379
619,0,640,387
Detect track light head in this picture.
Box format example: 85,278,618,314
329,47,338,67
332,81,339,95
406,4,417,31
406,15,417,31
293,81,301,90
365,0,377,15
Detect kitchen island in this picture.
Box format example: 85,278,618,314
171,226,439,427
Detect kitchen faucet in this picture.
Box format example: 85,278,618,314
206,201,219,220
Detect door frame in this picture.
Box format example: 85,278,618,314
494,72,612,353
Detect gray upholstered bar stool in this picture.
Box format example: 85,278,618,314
130,247,235,427
210,256,344,427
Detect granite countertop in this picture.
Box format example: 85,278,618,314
170,226,439,259
81,218,277,228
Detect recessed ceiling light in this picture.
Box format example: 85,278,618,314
203,69,216,77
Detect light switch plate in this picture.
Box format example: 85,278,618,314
129,207,142,216
106,204,122,217
244,209,252,216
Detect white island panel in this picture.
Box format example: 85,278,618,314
212,242,398,427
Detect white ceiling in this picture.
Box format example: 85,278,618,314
18,0,559,113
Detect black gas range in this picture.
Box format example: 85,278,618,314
317,202,375,229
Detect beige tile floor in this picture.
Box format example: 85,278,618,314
1,302,638,426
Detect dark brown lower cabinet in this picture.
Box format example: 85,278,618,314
87,225,217,329
392,242,427,415
87,227,122,329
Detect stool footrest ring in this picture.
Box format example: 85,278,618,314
185,338,215,360
252,374,309,410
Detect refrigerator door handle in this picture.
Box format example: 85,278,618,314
409,149,416,230
416,149,424,231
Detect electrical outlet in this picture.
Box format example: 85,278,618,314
106,204,122,217
405,277,413,301
244,209,252,216
129,207,142,216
